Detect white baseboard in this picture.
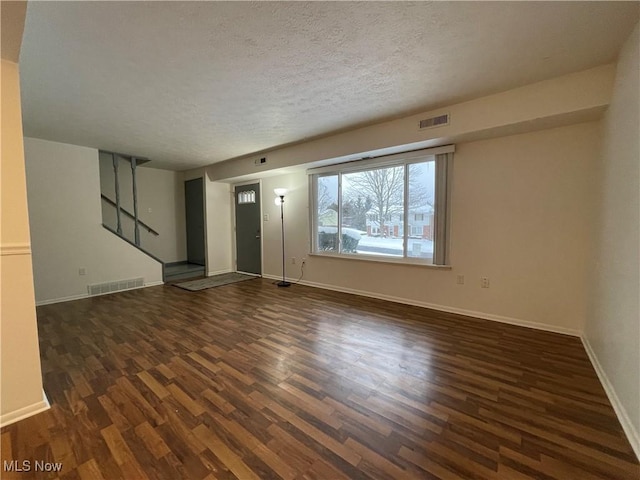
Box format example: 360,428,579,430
36,292,89,306
262,274,581,337
36,281,164,306
0,390,50,428
581,335,640,460
207,268,233,277
236,271,262,277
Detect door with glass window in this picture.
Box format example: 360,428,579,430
235,183,261,275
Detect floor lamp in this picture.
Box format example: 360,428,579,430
274,188,291,287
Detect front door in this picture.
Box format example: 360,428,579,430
235,183,261,275
185,178,205,266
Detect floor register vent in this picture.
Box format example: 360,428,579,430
88,277,144,296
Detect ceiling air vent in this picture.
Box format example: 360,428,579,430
419,113,449,130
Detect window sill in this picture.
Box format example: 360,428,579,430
308,252,451,269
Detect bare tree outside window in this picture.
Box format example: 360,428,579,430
341,195,372,230
312,153,444,262
316,175,339,252
407,163,434,210
317,179,334,218
343,164,433,237
344,166,404,237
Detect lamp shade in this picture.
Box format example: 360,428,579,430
274,188,288,197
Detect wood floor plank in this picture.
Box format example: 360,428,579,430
49,429,78,472
192,424,261,480
77,458,107,480
252,443,299,480
267,437,315,474
166,383,206,418
323,396,393,438
0,278,637,479
207,406,301,480
136,370,170,400
201,388,236,415
398,445,467,479
344,437,415,479
134,421,172,459
301,457,352,480
100,424,147,478
251,388,361,467
188,352,222,375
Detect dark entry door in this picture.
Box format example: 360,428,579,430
185,178,205,266
235,183,261,275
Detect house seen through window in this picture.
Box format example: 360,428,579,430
310,148,452,265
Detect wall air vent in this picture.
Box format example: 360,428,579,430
87,277,144,296
419,113,450,130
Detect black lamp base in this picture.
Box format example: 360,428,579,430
276,281,291,287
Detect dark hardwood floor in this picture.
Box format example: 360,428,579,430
2,278,638,479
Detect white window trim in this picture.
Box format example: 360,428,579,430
307,144,454,175
309,145,453,265
308,251,451,269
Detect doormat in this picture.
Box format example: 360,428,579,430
174,272,256,291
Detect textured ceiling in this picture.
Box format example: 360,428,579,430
19,1,639,170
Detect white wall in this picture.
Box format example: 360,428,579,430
208,65,614,181
206,180,233,275
586,23,640,457
260,122,599,335
24,138,163,304
184,168,233,276
99,152,187,263
208,64,611,335
137,166,186,263
0,59,47,425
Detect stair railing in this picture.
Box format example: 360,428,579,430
100,194,159,236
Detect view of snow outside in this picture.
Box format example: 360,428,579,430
316,161,435,260
317,226,433,257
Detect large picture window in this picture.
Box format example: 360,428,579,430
309,146,453,265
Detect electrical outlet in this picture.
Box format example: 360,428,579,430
456,274,464,285
79,268,86,276
291,257,296,264
263,214,269,221
481,277,490,288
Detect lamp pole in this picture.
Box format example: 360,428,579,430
275,189,291,287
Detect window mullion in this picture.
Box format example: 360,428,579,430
310,175,317,253
337,173,342,253
403,164,409,258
